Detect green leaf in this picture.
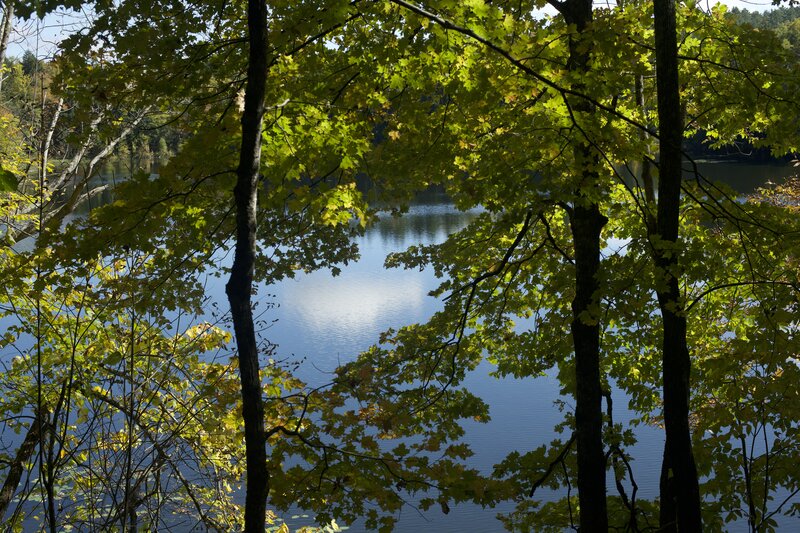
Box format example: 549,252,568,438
0,167,18,193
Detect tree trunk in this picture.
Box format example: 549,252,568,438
0,412,52,522
652,0,702,529
0,0,14,94
551,0,609,529
568,202,608,531
225,0,269,530
634,74,656,216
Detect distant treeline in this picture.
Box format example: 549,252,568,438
1,51,184,169
727,5,800,30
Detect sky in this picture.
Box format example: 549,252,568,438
718,0,777,9
2,0,783,60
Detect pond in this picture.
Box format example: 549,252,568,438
213,161,793,532
257,197,581,531
8,159,798,531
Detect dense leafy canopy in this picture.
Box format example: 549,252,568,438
1,0,800,531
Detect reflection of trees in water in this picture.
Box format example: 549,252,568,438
68,159,162,216
407,186,451,205
372,210,478,247
367,186,479,246
618,161,796,195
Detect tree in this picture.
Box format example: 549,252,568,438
652,0,702,527
550,1,610,526
0,0,14,93
226,0,271,528
6,1,450,530
335,2,800,529
0,43,152,243
3,1,800,531
0,239,256,530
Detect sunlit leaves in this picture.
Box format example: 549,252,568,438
0,251,249,529
5,0,800,529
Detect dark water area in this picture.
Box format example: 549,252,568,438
688,160,797,194
613,159,798,197
71,158,162,216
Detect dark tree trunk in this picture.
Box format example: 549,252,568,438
568,203,608,532
550,0,609,529
634,74,656,216
0,412,51,522
652,0,702,529
225,0,270,530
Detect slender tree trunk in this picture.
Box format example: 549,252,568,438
0,0,14,94
0,412,51,522
225,0,270,530
388,0,609,524
568,202,608,531
551,0,609,529
634,74,656,214
40,98,63,188
652,0,702,529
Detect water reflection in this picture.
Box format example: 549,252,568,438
269,200,479,379
371,207,481,247
278,274,426,359
616,160,797,196
690,161,796,194
263,169,788,531
31,162,796,530
70,158,161,217
263,194,662,532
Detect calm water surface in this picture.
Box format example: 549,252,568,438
269,203,571,531
255,195,663,532
17,161,798,531
249,162,796,531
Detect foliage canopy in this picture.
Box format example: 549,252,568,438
1,0,800,531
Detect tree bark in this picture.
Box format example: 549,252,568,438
652,0,702,529
550,0,609,529
9,107,149,240
225,0,269,530
0,412,52,522
0,0,14,94
634,74,656,216
568,202,608,532
385,1,610,525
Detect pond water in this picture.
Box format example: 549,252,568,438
10,159,798,531
215,161,795,532
262,206,663,532
268,200,584,531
